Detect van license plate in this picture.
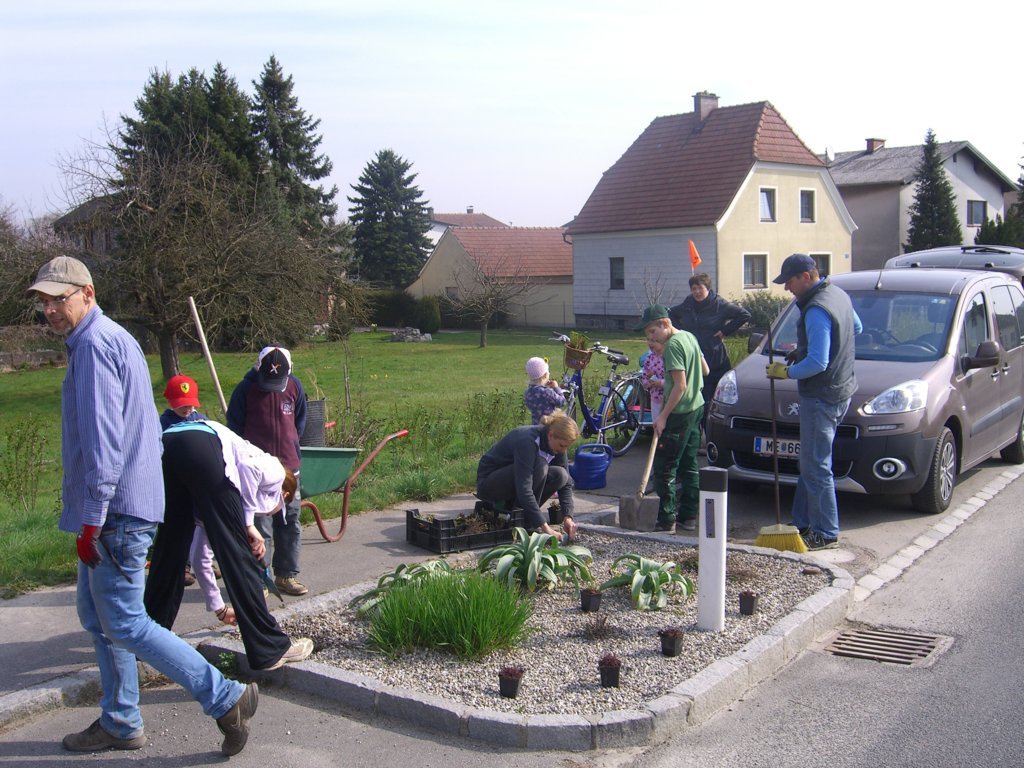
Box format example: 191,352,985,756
754,436,800,457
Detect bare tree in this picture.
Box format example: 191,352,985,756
632,265,682,310
447,255,546,348
0,200,70,326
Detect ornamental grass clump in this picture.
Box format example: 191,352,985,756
367,571,532,659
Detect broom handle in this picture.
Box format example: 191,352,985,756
766,323,782,526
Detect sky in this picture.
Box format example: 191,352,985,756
3,0,1023,228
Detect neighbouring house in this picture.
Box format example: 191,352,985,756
426,206,508,247
827,138,1019,271
51,194,120,256
407,226,573,328
566,91,855,330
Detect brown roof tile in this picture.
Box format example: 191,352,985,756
450,227,571,278
568,101,823,235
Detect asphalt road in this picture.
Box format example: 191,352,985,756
628,455,1024,768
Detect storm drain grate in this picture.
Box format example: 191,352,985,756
823,627,948,667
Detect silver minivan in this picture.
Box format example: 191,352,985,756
706,268,1024,513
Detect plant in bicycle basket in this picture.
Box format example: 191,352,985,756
567,331,591,350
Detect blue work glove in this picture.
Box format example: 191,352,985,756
76,524,103,568
766,362,789,380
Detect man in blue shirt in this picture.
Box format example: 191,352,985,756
766,254,861,551
29,256,258,757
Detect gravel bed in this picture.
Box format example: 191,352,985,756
281,531,829,716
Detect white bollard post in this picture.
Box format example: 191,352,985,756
697,467,728,631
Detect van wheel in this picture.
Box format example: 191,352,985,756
1000,410,1024,464
910,427,956,514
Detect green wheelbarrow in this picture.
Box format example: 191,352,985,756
299,429,409,542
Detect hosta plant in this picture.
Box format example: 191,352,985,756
479,527,593,592
599,553,695,610
349,559,455,616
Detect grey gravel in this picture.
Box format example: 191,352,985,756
281,531,828,716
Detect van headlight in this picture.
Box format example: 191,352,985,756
862,380,928,414
715,369,738,405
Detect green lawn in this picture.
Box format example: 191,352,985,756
0,327,749,596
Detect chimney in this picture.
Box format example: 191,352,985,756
694,90,719,123
466,205,474,214
866,138,885,154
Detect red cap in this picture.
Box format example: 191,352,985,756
163,375,201,409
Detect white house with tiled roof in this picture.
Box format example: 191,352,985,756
407,226,573,328
827,139,1018,271
567,91,855,330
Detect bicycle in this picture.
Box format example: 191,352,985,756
549,332,646,456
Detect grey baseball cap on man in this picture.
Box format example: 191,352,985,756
27,256,93,295
634,304,671,331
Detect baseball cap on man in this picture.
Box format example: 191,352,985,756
773,253,817,284
164,375,201,409
256,346,292,392
27,256,93,296
633,304,671,331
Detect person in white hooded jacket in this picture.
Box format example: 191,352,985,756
144,419,312,671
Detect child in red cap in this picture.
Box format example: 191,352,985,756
159,375,208,586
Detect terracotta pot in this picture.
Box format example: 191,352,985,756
599,666,620,688
739,593,759,616
498,675,521,699
580,588,602,613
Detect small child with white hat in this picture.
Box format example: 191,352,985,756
523,356,566,424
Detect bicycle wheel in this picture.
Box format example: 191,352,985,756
615,375,650,430
597,385,641,456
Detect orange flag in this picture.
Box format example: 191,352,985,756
689,240,702,271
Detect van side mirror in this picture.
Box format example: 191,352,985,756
964,340,1001,370
748,332,764,354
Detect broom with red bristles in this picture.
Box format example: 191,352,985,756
754,323,808,553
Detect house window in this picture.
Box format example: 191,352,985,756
744,254,767,289
800,190,815,222
967,200,987,227
609,257,625,290
809,253,830,277
759,188,776,222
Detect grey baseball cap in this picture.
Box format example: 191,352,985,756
27,256,93,295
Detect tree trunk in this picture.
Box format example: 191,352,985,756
158,330,180,382
478,318,489,348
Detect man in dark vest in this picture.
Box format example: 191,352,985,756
227,346,308,595
766,254,861,550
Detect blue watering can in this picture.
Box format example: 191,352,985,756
569,443,613,490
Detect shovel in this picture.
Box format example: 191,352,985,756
618,435,659,531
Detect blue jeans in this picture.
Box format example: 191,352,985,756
255,484,302,578
76,513,243,739
791,396,850,539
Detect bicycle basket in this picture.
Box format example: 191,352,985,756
563,345,593,371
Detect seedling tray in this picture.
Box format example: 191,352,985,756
406,507,524,554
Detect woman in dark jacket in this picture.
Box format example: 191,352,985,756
669,273,751,430
476,412,579,541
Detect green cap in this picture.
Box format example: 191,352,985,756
634,304,670,331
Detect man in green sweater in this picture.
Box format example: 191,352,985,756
637,305,708,533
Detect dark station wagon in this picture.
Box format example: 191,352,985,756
705,267,1024,513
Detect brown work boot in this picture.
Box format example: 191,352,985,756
257,638,314,671
62,719,145,752
216,682,259,756
274,576,308,596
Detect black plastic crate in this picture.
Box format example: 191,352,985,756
405,506,524,554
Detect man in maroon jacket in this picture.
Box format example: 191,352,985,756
227,346,309,595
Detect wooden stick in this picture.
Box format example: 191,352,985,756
187,296,228,415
